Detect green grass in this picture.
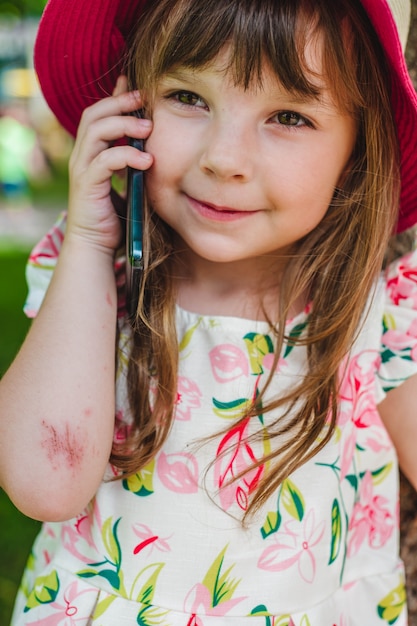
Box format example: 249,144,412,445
0,249,41,625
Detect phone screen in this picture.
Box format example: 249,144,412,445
126,113,145,320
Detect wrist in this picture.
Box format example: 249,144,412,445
61,229,118,264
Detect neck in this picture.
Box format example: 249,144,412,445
173,248,299,321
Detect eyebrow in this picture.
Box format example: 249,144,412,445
162,69,206,83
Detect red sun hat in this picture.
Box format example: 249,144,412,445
34,0,417,232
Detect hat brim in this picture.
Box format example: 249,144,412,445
361,0,417,232
34,0,145,137
34,0,417,232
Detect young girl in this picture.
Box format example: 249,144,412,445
2,0,417,623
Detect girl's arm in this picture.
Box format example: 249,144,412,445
378,373,417,491
0,80,153,522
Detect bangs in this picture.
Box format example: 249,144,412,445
128,0,365,114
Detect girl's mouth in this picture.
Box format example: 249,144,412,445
186,195,258,222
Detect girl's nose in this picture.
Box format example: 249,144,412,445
199,121,254,181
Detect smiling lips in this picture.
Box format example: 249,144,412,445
187,195,259,222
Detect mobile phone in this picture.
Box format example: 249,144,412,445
126,110,145,320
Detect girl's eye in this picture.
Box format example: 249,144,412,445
173,91,206,108
275,111,309,127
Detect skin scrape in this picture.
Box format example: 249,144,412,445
41,420,84,470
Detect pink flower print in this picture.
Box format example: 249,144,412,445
214,418,264,511
61,503,102,564
338,351,382,429
339,351,380,404
113,410,131,444
262,352,286,373
28,215,65,266
175,376,202,420
363,427,391,453
209,344,249,383
157,451,199,493
347,471,394,557
184,583,245,618
339,427,356,480
132,523,171,555
382,317,417,364
409,317,417,339
386,256,417,307
258,509,325,583
27,581,97,626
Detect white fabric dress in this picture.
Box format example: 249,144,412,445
11,215,417,625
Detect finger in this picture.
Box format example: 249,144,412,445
77,90,144,143
72,116,152,171
79,145,153,189
112,75,128,97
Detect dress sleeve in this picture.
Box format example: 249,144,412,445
23,212,128,319
377,244,417,398
23,211,67,318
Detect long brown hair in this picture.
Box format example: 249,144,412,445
111,0,400,517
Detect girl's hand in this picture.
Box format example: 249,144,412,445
66,76,153,254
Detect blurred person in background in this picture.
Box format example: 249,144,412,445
0,102,49,210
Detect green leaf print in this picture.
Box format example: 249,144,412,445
135,563,165,604
123,458,156,496
260,478,304,539
212,396,252,420
132,564,169,625
179,318,203,352
377,580,406,624
380,348,397,364
283,322,307,358
78,517,126,595
92,594,117,619
382,312,396,333
274,618,293,626
345,474,358,490
260,510,282,539
346,464,393,492
137,604,170,626
250,608,293,626
243,333,274,374
102,517,122,566
281,479,305,521
78,567,124,591
371,462,393,486
24,570,60,612
328,498,342,564
202,546,241,608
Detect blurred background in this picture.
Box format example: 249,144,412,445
0,0,416,624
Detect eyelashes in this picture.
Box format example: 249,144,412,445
163,88,315,130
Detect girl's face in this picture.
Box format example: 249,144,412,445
145,41,357,273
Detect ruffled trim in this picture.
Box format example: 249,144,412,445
11,561,406,625
23,212,127,319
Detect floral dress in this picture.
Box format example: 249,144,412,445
11,214,417,626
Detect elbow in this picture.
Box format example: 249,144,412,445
3,468,102,522
6,482,94,522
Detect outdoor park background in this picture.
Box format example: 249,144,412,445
0,0,417,624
